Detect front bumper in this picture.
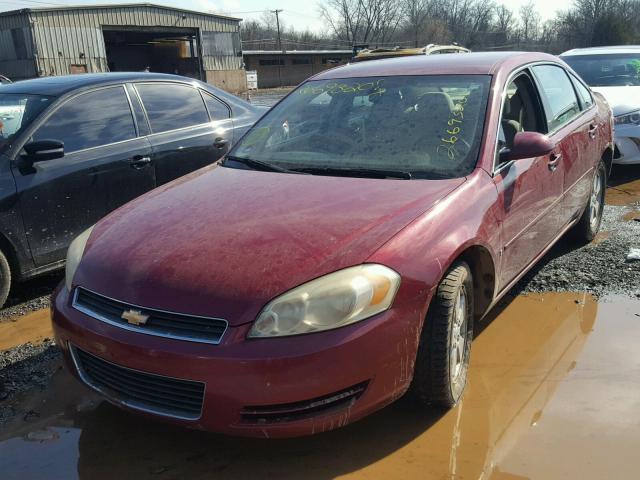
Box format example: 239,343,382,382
52,285,421,437
614,125,640,164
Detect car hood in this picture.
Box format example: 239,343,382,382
75,165,464,326
591,86,640,116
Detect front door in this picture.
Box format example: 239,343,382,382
13,85,155,266
493,72,565,291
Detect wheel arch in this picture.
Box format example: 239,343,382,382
0,232,18,272
602,144,614,177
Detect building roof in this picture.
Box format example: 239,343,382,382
243,50,352,55
0,72,200,96
314,51,559,79
0,3,241,21
560,45,640,56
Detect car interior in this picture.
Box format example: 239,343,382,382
497,74,545,167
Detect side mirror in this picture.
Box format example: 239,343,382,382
22,139,65,164
501,132,554,162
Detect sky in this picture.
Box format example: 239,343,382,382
1,0,575,33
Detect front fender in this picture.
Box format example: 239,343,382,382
368,169,502,318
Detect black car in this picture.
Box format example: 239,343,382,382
0,73,264,307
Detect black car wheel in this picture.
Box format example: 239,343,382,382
412,261,474,407
0,250,10,309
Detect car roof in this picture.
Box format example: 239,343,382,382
0,72,201,96
314,51,559,80
560,45,640,56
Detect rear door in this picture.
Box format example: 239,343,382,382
12,85,155,266
134,82,233,185
531,64,594,228
493,71,565,291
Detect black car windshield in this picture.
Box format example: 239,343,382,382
0,93,53,151
563,53,640,87
229,75,491,179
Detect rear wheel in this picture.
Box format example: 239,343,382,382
412,261,474,407
573,160,606,243
0,250,10,309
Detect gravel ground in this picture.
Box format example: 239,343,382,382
0,340,61,426
515,202,640,298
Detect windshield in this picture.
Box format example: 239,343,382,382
229,75,491,179
563,54,640,87
0,93,54,150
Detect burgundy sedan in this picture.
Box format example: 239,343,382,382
52,52,613,437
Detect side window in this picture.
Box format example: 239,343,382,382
570,74,594,110
497,73,545,166
532,65,581,131
136,83,209,133
201,91,230,121
32,86,136,153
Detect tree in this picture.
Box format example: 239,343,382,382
319,0,402,45
519,1,541,45
402,0,433,47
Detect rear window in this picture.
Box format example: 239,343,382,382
136,83,209,133
230,75,491,179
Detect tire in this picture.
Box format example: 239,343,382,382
411,261,474,408
572,160,606,243
0,250,10,309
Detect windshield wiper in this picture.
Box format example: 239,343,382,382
292,166,412,179
223,156,301,174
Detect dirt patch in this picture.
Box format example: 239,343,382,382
0,309,52,351
1,293,639,479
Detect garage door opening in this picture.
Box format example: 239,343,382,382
103,27,203,80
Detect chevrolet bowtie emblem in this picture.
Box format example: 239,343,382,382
121,309,150,326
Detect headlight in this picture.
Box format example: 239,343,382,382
248,264,400,338
65,226,94,291
614,109,640,125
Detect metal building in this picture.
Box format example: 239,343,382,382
0,3,246,92
243,50,352,88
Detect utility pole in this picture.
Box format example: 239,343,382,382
272,9,284,87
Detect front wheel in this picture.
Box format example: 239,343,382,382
411,261,474,407
0,250,10,309
572,160,606,243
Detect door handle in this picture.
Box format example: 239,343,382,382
548,153,562,172
130,155,151,169
214,137,229,149
588,123,598,139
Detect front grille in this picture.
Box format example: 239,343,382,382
240,382,368,424
73,287,227,344
71,345,205,419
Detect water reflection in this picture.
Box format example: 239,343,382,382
3,292,640,479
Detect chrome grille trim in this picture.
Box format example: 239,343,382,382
72,287,228,345
69,344,205,421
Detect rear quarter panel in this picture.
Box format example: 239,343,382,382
593,91,614,164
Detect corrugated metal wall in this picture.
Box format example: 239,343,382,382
0,12,36,80
0,5,242,78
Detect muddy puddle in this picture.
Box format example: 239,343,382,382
1,292,639,479
607,172,640,206
0,309,52,351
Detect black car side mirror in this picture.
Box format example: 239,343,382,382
17,140,64,175
22,139,65,163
